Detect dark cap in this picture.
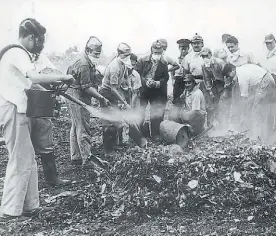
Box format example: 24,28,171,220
183,74,195,82
264,34,276,43
191,33,203,43
151,40,164,52
86,36,102,52
177,38,191,46
19,18,46,37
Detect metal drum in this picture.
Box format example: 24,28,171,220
26,89,55,118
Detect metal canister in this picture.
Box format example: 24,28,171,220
26,89,55,118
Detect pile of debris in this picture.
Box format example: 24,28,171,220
48,130,276,222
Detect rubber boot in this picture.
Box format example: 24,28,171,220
103,125,117,157
40,153,71,187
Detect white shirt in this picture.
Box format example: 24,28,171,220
0,46,35,113
181,51,204,76
162,54,177,66
263,48,276,75
236,64,267,97
227,49,257,67
129,69,141,90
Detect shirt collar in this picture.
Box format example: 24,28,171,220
267,47,276,59
83,52,94,68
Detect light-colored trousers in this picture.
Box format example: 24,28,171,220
0,102,39,216
66,88,92,161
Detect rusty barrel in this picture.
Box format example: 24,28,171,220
26,89,55,118
160,120,189,149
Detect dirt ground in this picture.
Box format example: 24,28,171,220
0,106,275,236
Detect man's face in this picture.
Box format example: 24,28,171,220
184,79,195,92
88,50,101,58
179,45,189,57
191,41,203,52
226,43,239,53
266,41,276,51
228,69,236,78
27,34,45,55
131,59,137,68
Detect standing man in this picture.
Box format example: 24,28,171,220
0,18,73,221
181,33,204,82
33,55,71,187
226,36,259,67
171,74,206,136
222,63,275,143
99,43,145,155
263,34,276,81
66,36,110,169
135,40,169,139
200,47,229,128
173,38,191,101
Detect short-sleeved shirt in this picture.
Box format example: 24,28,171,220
101,57,127,89
67,53,99,104
263,48,276,75
236,64,267,97
181,51,204,76
181,86,206,114
0,46,35,113
227,50,258,67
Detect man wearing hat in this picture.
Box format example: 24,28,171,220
263,34,276,81
99,43,145,155
200,47,229,128
0,18,74,221
135,40,169,139
173,38,191,101
226,36,259,67
171,74,206,136
66,36,110,169
181,33,205,81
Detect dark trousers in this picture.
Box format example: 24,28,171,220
139,92,167,137
99,87,143,153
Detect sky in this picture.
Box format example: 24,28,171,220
0,0,275,62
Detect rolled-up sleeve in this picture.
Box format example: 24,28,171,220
79,65,93,89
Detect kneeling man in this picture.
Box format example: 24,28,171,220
170,74,206,136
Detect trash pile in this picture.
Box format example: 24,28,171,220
49,131,275,222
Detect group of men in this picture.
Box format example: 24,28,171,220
0,17,275,221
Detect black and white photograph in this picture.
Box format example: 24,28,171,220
0,0,275,235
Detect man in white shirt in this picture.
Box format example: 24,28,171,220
181,33,204,81
222,63,275,143
263,34,276,81
0,18,73,221
226,36,259,67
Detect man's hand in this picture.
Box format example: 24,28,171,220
154,81,161,88
146,78,156,88
61,75,74,84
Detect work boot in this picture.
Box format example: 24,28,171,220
40,153,71,187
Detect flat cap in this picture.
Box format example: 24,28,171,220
264,34,276,43
86,36,102,52
176,38,191,46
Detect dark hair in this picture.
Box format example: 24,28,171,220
19,18,46,38
130,53,138,61
222,34,232,43
225,36,239,45
222,63,236,77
